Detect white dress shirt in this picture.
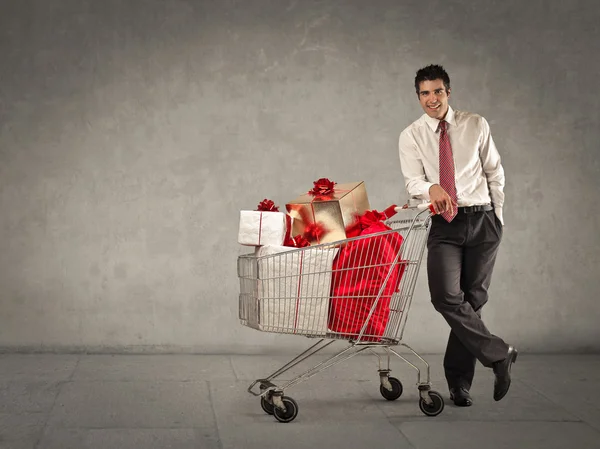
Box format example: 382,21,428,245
398,106,505,224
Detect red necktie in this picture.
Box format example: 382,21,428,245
438,120,458,222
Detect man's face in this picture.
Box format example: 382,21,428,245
417,79,450,120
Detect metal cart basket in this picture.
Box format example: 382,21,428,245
237,203,442,422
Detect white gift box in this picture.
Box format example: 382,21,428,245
249,245,338,336
237,211,289,246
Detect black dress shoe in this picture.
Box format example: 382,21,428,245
449,387,473,407
492,346,518,401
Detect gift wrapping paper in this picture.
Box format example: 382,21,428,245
238,211,290,246
249,245,339,336
285,181,370,245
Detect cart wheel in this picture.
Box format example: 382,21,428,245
273,396,299,423
419,391,444,417
380,377,403,401
260,397,274,415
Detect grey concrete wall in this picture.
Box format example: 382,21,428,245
1,0,598,354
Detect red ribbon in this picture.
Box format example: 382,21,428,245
255,199,293,245
345,205,398,238
256,199,279,212
284,214,292,243
307,178,336,198
293,251,305,332
284,234,310,248
303,222,328,243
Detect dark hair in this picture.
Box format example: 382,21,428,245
414,64,451,95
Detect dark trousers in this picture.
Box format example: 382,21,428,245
427,209,509,391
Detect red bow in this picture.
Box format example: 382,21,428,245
308,178,336,198
345,205,398,237
303,222,328,243
256,199,279,212
284,234,311,248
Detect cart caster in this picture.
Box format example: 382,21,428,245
380,377,403,401
273,396,299,423
260,396,274,415
419,391,444,417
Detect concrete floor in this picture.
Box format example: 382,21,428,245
1,349,599,449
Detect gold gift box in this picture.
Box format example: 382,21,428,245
285,181,370,245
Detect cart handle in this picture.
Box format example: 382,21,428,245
395,202,435,213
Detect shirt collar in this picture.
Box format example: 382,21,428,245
424,105,456,133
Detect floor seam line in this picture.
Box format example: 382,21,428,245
33,355,80,449
228,356,239,382
517,378,600,434
356,380,418,449
206,380,224,449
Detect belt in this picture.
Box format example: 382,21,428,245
457,204,493,214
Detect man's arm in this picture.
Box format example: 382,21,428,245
479,117,505,225
399,130,434,200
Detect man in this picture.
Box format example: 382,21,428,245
398,64,517,407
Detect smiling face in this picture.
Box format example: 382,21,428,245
417,79,451,120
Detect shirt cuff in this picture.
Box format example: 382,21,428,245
421,182,435,200
494,207,504,226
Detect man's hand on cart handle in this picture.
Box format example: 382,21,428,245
396,186,456,214
428,184,456,215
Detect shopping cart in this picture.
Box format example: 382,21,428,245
237,202,442,423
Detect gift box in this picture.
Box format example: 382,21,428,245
249,245,339,336
238,211,290,246
327,206,408,342
238,199,292,246
285,179,370,245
